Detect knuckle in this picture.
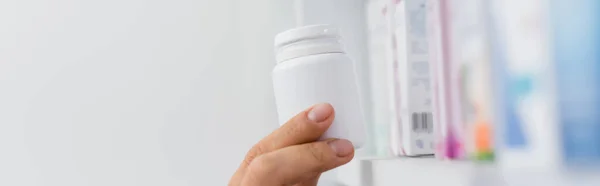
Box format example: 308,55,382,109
284,122,300,137
307,143,328,164
246,155,277,181
243,144,266,166
242,154,256,168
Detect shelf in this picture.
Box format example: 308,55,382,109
362,156,499,186
354,156,600,186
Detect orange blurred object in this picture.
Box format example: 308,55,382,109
475,121,492,152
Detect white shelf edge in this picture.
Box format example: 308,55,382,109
365,157,495,186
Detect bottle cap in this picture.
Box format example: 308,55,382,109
274,25,344,63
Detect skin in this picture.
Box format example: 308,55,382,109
229,103,355,186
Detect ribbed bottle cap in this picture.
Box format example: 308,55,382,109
275,25,339,48
274,25,344,63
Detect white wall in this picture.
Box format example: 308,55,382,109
0,0,295,185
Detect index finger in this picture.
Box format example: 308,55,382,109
241,139,355,186
229,103,335,185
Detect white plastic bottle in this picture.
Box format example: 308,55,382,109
272,25,366,148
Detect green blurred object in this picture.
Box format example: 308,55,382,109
474,151,495,161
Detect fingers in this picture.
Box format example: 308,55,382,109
243,103,335,166
229,103,335,186
241,139,355,186
294,174,321,186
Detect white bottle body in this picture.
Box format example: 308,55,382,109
272,53,366,148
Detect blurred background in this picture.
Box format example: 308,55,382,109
2,0,600,186
0,0,368,185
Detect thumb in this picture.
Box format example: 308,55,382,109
241,139,355,186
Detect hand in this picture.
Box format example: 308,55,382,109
229,103,355,186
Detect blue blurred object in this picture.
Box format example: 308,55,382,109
550,0,600,166
505,76,533,147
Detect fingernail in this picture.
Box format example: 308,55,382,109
307,103,333,122
328,139,354,157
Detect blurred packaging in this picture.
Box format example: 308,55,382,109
365,0,392,157
425,0,444,159
426,0,465,160
549,0,600,169
489,0,559,175
490,0,600,184
389,0,435,157
448,0,495,162
385,0,406,157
